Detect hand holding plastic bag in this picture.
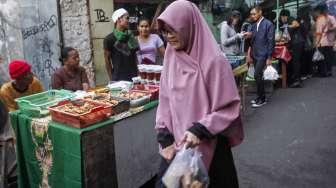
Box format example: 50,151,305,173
312,48,325,62
162,146,209,188
247,66,255,79
263,65,279,80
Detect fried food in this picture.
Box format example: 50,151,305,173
117,91,147,100
57,102,95,115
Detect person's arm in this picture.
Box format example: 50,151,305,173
81,67,90,91
103,37,113,81
155,61,175,160
51,72,63,90
328,16,336,32
158,46,165,58
104,50,113,81
0,87,16,112
315,18,323,48
266,22,275,65
184,55,242,148
156,34,166,58
221,24,242,47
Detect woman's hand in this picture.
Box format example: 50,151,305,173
159,144,176,161
181,131,201,148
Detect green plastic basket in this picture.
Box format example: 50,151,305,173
15,89,75,117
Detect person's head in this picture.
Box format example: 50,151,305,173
60,47,80,70
227,10,241,26
250,6,263,22
8,60,33,88
313,3,328,17
159,23,185,50
112,8,129,30
137,18,151,37
280,9,290,23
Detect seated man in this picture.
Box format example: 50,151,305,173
0,60,43,111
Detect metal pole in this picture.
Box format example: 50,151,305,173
276,0,279,34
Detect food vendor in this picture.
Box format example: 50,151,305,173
51,47,90,91
0,60,44,111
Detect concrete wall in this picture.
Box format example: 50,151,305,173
0,0,24,85
88,0,113,86
59,0,95,86
20,0,61,89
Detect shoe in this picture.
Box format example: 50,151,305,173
300,76,308,81
289,81,302,88
252,99,267,108
307,74,313,79
250,98,260,104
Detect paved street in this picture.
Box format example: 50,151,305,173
234,69,336,188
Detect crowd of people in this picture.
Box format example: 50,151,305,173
0,0,335,187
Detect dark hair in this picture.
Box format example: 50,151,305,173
59,47,76,64
280,9,290,17
227,10,241,26
251,5,262,13
138,18,151,26
313,3,328,14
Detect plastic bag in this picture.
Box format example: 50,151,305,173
247,65,255,79
162,146,210,188
312,48,325,62
263,65,279,80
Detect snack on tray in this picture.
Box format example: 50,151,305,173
57,101,95,115
117,91,147,100
87,93,119,106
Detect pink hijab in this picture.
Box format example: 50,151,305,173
155,0,243,169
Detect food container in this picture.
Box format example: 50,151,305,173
146,67,155,84
112,90,151,108
154,67,162,85
138,65,147,83
15,89,74,117
84,93,130,115
48,99,112,129
132,85,159,100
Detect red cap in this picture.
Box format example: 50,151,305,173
8,60,31,79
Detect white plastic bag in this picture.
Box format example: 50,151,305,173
162,146,210,188
263,65,279,80
247,65,255,79
312,48,325,62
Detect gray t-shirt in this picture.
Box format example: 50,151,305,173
137,34,164,64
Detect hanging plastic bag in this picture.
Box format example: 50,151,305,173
312,48,325,62
162,146,210,188
247,65,255,79
263,65,279,80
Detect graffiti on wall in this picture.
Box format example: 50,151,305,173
20,0,61,89
22,15,57,40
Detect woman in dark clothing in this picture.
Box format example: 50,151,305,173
104,8,139,81
51,47,90,91
154,1,243,187
280,9,305,88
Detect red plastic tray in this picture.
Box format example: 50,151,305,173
132,85,159,100
48,99,112,129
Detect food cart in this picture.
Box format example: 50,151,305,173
10,81,161,188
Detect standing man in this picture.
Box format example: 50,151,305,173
247,6,275,108
104,8,139,81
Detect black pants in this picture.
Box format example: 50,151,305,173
318,46,334,76
253,59,266,100
155,136,239,188
289,43,304,83
301,49,313,76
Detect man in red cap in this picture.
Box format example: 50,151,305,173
0,60,43,111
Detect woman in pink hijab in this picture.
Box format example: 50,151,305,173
155,0,244,187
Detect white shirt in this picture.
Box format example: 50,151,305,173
257,17,264,32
